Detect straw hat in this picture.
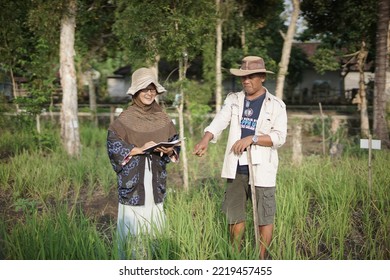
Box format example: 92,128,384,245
126,67,166,95
229,56,274,76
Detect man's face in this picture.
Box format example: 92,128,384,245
240,73,265,96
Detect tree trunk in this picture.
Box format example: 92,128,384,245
60,0,80,157
387,20,390,134
292,121,302,165
239,6,247,54
177,56,189,191
151,56,160,104
373,0,390,147
215,0,223,113
87,70,98,127
357,41,370,138
9,68,20,112
275,0,300,100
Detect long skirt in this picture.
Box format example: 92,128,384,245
117,158,165,258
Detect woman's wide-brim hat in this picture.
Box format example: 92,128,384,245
229,56,274,76
126,67,166,95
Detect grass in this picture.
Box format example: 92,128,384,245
1,206,112,259
273,153,389,260
0,119,389,260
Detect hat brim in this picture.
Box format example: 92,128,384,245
126,82,166,95
229,68,274,76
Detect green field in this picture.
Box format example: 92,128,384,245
0,117,389,260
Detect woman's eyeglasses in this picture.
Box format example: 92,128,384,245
140,88,157,94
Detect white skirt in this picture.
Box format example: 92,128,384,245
117,158,165,241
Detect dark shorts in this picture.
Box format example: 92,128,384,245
222,173,276,226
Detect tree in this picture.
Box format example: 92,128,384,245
215,0,224,113
1,0,119,155
159,1,215,191
76,0,118,125
275,0,300,100
346,41,370,138
60,0,81,157
3,0,82,155
301,0,378,138
0,0,35,111
373,0,390,147
114,0,215,190
222,0,284,88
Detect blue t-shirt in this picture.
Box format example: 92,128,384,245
237,94,265,174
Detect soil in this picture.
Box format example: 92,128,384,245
81,187,118,226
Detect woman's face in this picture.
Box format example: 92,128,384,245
138,84,157,105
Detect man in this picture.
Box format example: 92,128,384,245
193,56,287,259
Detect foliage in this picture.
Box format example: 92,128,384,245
300,0,378,56
114,0,215,65
75,0,121,100
76,0,118,61
0,0,62,114
0,119,59,160
0,0,35,75
221,0,284,73
299,0,380,88
162,78,213,131
308,48,341,75
15,90,50,116
1,0,286,110
201,39,216,89
184,80,213,130
184,80,213,108
286,46,311,89
27,0,64,43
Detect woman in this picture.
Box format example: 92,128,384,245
107,67,180,258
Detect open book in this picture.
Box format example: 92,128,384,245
142,139,183,153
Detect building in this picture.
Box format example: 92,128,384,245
287,42,374,105
106,65,132,103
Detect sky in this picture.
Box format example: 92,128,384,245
281,0,307,35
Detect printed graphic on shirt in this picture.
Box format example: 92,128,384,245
240,117,257,131
240,96,264,132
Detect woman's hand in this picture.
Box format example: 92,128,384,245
130,141,157,156
141,141,157,151
155,146,174,157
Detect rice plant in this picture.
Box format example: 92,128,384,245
0,122,388,260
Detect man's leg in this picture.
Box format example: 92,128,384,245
256,187,276,260
258,224,273,260
229,222,245,251
223,175,250,252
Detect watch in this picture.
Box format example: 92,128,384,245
252,135,258,144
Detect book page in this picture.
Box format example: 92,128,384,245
142,139,182,153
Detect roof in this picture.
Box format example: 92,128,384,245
293,42,373,72
293,42,320,58
113,65,132,76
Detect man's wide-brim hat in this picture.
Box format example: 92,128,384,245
126,67,166,95
230,56,274,76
